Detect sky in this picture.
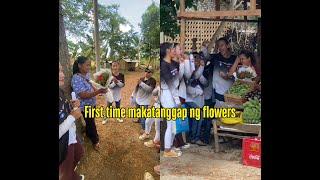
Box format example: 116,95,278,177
99,0,160,34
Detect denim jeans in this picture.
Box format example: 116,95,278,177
201,99,215,144
136,104,148,130
214,90,225,102
107,100,121,108
185,102,203,142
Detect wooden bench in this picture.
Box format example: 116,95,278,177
213,119,261,152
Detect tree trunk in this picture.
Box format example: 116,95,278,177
59,1,72,98
93,0,100,72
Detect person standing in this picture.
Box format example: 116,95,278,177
71,56,107,150
102,61,125,124
59,63,85,180
160,42,182,157
133,67,156,131
210,37,237,105
185,54,208,146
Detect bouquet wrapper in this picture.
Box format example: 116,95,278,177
93,68,113,88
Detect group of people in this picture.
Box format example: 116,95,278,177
59,57,129,180
59,54,162,179
158,37,258,158
58,36,258,180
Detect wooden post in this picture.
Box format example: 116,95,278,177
191,38,197,52
243,0,248,21
250,0,256,10
93,0,100,72
256,18,261,76
257,18,261,57
178,10,261,18
180,0,186,51
215,0,220,20
213,120,220,152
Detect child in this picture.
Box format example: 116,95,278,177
103,61,125,124
132,67,156,131
227,50,257,81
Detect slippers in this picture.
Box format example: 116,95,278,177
153,165,160,175
93,143,100,151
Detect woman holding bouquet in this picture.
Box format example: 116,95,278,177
71,56,107,150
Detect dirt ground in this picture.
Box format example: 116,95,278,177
76,70,160,180
160,139,261,180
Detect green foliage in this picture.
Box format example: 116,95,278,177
160,0,196,38
228,81,252,98
61,0,139,62
140,2,160,60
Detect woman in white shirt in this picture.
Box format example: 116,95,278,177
160,42,182,158
226,50,257,81
59,63,85,180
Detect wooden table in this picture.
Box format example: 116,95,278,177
212,119,261,152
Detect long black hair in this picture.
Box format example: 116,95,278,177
216,37,232,51
160,42,173,60
238,50,256,65
217,37,230,45
73,56,89,75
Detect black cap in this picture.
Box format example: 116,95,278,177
145,67,154,73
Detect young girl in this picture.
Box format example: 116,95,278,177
227,50,257,81
102,61,125,124
160,42,182,158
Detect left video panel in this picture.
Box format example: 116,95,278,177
59,0,160,179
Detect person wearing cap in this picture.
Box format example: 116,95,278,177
132,67,156,131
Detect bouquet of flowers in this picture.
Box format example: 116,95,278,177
236,71,254,79
92,68,112,88
233,66,257,82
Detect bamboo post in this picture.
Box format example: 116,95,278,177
180,0,186,52
250,0,256,10
215,0,220,20
243,0,248,21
